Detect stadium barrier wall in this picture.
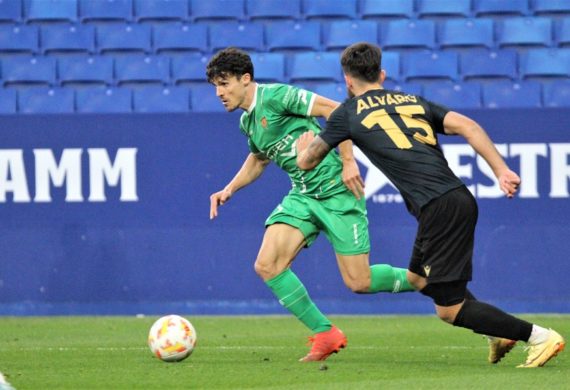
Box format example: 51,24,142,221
0,109,569,315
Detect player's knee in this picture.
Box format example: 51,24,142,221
344,277,371,294
254,258,285,281
435,308,457,324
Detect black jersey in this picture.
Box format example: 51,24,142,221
320,88,464,217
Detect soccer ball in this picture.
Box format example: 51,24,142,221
148,315,197,362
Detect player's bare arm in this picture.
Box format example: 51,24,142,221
443,111,520,198
210,152,270,219
296,132,332,171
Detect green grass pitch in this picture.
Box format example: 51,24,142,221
0,315,568,389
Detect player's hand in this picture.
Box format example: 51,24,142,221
296,131,315,154
209,187,233,219
498,169,520,198
341,158,365,200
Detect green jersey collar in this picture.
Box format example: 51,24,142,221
247,84,259,114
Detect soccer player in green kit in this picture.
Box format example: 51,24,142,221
206,47,414,362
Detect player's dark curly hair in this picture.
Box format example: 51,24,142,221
206,47,254,82
340,42,382,83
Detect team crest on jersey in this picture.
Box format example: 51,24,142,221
260,117,268,129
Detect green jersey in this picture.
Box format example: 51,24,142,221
239,83,345,198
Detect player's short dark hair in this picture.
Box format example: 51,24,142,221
340,42,382,83
206,47,254,82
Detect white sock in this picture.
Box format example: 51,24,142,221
527,325,549,345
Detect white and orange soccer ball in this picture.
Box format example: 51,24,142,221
148,315,197,362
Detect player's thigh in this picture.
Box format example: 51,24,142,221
336,253,371,290
256,223,306,279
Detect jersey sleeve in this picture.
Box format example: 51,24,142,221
269,84,316,117
320,105,350,148
419,96,450,135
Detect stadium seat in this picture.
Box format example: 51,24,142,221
289,52,341,83
323,20,378,51
382,80,423,96
497,17,553,48
2,56,56,87
543,80,570,107
153,23,208,55
417,0,472,19
0,88,17,114
265,21,321,51
24,0,78,23
382,51,401,82
309,82,346,101
461,50,518,81
209,23,264,52
302,0,357,20
96,23,152,55
246,0,300,21
438,18,495,50
79,0,132,23
520,48,570,79
191,0,245,22
556,17,570,46
171,55,209,85
531,0,570,17
18,87,74,113
402,51,459,82
40,24,95,55
381,19,436,51
189,83,225,112
360,0,414,20
58,55,114,86
0,0,22,23
474,0,529,18
423,82,482,109
482,81,542,108
0,24,38,54
249,52,285,83
115,55,170,86
134,0,189,23
75,87,132,113
133,86,189,112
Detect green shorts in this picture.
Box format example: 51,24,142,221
265,190,370,255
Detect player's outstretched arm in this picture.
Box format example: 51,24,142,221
443,111,520,198
296,132,332,171
209,153,270,219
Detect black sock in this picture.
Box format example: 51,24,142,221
453,299,532,341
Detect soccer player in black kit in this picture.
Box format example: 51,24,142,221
296,42,565,368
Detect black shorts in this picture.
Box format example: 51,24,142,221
409,186,478,283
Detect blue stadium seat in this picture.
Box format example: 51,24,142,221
403,51,459,82
0,24,38,54
75,87,132,113
531,0,570,17
97,23,151,55
289,52,341,83
417,0,472,19
382,80,423,96
474,0,529,18
302,0,357,20
2,56,56,87
309,82,346,102
246,0,300,21
134,0,188,22
266,21,321,51
423,82,482,109
115,55,170,86
382,51,401,82
0,88,17,114
381,19,436,51
556,17,570,46
438,18,495,50
482,81,542,108
249,52,285,83
460,50,518,81
520,48,570,79
153,23,208,55
0,0,22,23
360,0,414,20
543,80,570,107
189,83,225,112
18,87,74,113
497,17,553,48
323,20,378,51
79,0,132,23
24,0,78,23
171,55,209,85
40,24,95,55
209,23,264,52
191,0,245,22
58,55,114,86
133,86,189,112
